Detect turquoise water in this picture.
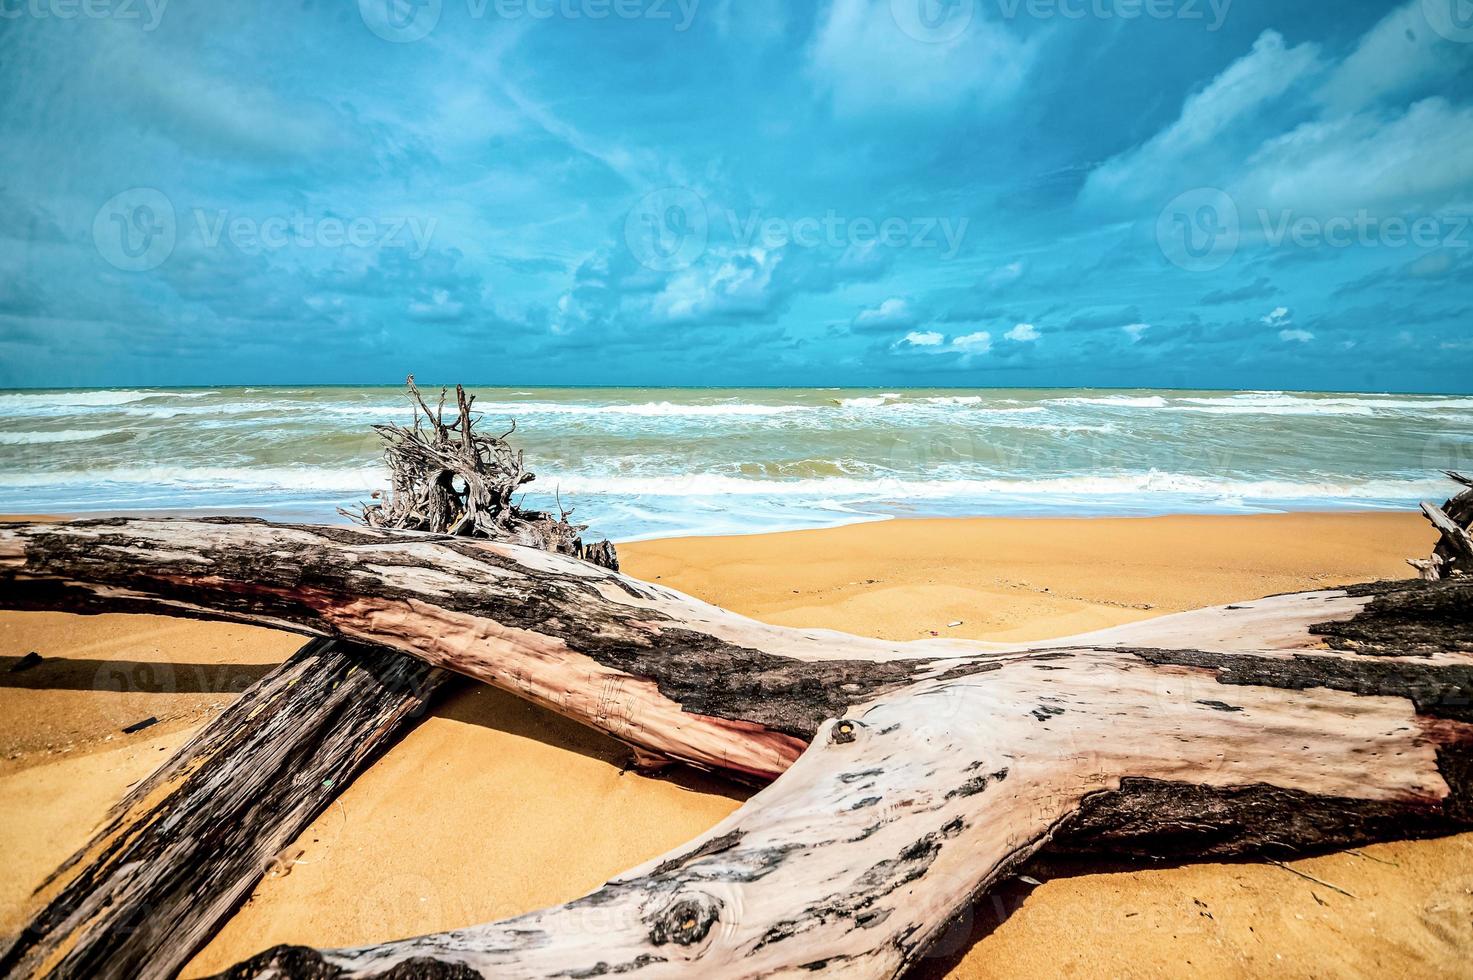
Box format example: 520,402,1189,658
0,386,1469,541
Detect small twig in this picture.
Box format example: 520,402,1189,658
555,486,575,523
1267,860,1356,899
1345,847,1398,867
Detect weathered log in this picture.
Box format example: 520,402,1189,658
3,399,619,980
1,516,1470,979
0,637,450,980
1423,502,1473,564
0,517,915,778
1412,472,1473,580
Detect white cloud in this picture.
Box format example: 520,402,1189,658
855,297,915,329
1280,328,1314,343
1084,15,1473,221
952,331,992,354
1005,322,1039,343
1237,97,1473,215
1262,306,1292,326
1317,1,1460,113
1122,323,1150,342
985,261,1026,289
1083,31,1322,206
807,0,1036,116
407,289,465,322
651,247,781,322
900,330,944,347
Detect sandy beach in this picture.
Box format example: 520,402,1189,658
3,510,1470,978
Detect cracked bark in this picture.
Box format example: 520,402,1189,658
0,638,451,980
1,517,1470,980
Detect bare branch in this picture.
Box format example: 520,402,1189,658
341,379,616,569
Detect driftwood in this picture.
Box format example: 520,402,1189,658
343,377,617,569
1410,471,1473,581
0,639,449,980
1,393,617,980
1,511,1470,980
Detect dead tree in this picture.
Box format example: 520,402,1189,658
0,392,618,980
344,376,617,569
1,504,1469,980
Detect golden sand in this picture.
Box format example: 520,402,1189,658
1,511,1468,978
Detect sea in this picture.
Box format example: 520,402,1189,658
1,387,1469,542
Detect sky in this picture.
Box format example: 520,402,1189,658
0,0,1471,391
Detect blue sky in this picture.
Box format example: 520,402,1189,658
1,0,1471,390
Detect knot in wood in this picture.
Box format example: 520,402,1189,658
648,895,721,947
830,719,861,745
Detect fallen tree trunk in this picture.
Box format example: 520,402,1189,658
0,637,451,980
2,516,1471,979
2,380,621,980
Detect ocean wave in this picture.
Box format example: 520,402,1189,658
833,394,1043,411
1046,395,1171,409
835,393,903,408
1179,393,1473,408
0,429,128,445
474,401,812,418
0,467,1443,503
0,465,385,493
0,390,217,413
533,472,1446,502
0,394,224,421
1175,393,1473,415
1174,404,1377,417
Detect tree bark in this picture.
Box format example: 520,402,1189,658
0,637,450,980
1410,472,1473,580
2,516,1470,980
